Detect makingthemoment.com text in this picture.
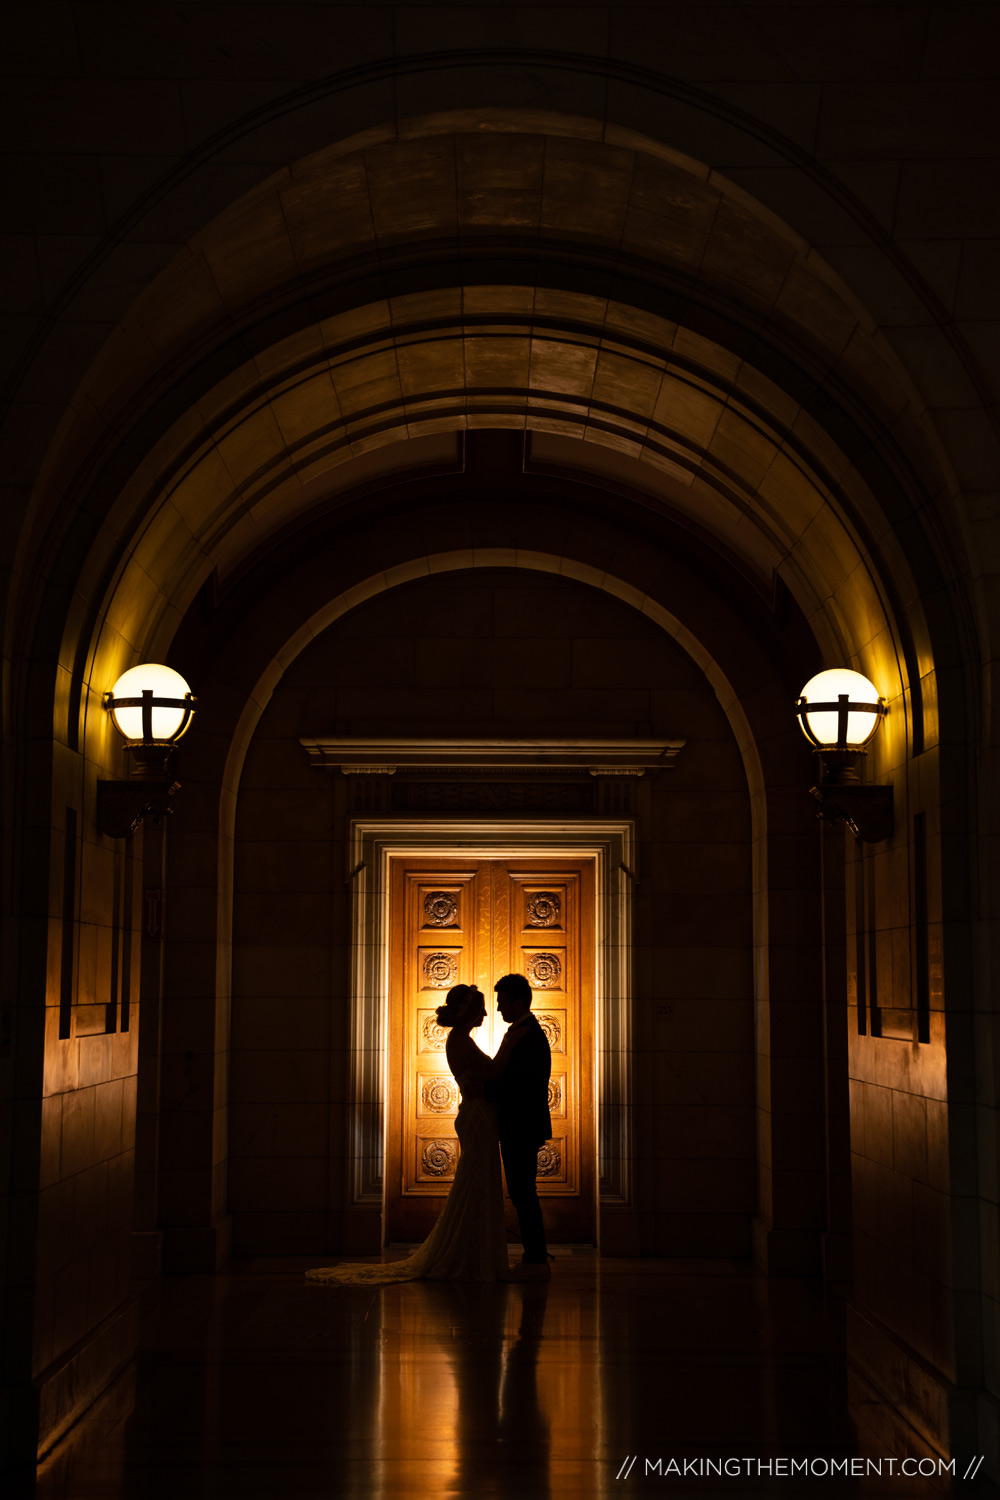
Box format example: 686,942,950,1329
616,1456,977,1481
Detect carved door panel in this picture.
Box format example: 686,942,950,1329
387,857,596,1245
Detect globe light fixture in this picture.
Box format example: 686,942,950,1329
795,668,884,764
105,663,195,754
98,664,196,836
796,668,892,842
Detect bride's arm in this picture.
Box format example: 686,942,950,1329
447,1034,489,1094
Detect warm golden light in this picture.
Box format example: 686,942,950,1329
795,668,884,750
106,663,195,743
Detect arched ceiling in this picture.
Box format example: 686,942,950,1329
89,288,913,680
21,118,951,771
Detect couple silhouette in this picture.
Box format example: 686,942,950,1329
306,973,552,1285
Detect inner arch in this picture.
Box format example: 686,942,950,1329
219,549,767,841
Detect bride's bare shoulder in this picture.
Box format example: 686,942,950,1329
445,1031,473,1066
446,1033,488,1076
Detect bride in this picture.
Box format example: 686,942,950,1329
306,983,524,1284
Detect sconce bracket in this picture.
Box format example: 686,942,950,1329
809,782,893,843
97,778,179,838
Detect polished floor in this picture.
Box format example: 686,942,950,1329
26,1254,999,1500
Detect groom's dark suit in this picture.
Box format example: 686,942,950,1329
485,1012,551,1264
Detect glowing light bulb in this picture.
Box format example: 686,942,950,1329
795,669,883,750
106,664,195,743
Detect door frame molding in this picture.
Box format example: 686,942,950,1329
345,818,634,1248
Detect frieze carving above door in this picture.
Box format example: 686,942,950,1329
306,739,683,817
393,781,597,812
301,737,684,774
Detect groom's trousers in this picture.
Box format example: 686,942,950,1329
500,1133,548,1263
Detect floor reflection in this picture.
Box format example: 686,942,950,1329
498,1285,552,1492
382,1281,552,1499
27,1256,975,1500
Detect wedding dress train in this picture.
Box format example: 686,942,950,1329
306,1076,509,1284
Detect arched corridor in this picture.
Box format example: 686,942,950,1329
3,11,1000,1495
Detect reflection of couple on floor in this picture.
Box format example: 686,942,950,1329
307,974,552,1285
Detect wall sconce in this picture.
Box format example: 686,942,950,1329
795,668,892,841
97,664,196,837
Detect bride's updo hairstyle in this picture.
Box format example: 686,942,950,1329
435,983,480,1028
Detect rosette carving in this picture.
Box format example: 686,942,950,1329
422,951,459,988
536,1013,562,1050
421,1140,456,1177
527,892,561,927
422,1076,458,1114
423,891,459,928
536,1143,561,1177
525,951,561,988
547,1077,562,1114
420,1014,449,1051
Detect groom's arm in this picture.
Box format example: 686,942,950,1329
482,1072,511,1104
483,1056,521,1103
482,1021,529,1101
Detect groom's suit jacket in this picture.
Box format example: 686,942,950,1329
486,1012,552,1148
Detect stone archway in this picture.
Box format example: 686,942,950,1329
157,488,813,1266
15,121,946,740
7,111,987,1469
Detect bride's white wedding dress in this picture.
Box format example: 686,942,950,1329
306,1073,509,1284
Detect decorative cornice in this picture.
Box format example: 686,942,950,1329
301,738,684,776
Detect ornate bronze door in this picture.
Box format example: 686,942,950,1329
387,857,596,1244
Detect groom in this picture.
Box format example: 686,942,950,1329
486,972,552,1281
